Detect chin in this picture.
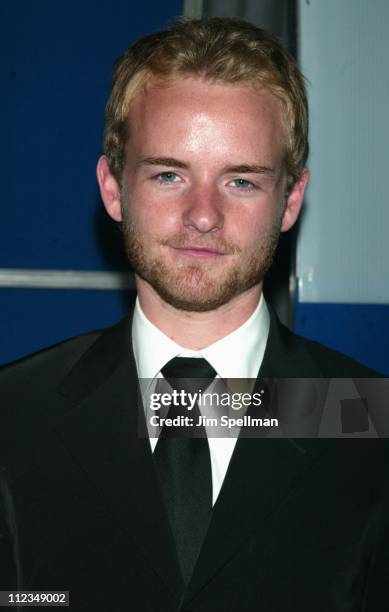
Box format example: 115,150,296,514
127,235,275,312
144,270,261,313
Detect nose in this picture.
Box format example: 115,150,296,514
182,184,224,233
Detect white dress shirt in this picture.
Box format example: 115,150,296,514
131,295,270,505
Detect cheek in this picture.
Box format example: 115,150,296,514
127,191,180,235
231,210,275,247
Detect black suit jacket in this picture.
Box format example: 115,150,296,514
0,307,388,611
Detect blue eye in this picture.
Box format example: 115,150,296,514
232,178,255,190
156,172,179,183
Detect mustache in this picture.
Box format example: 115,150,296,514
161,233,241,255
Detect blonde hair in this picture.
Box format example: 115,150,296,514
104,16,309,189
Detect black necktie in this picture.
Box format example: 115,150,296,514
153,357,216,584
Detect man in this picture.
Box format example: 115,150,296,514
0,17,388,612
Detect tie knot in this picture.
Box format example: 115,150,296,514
161,357,217,394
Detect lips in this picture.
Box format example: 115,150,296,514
172,245,227,258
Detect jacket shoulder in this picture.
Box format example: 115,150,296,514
0,330,103,394
290,329,380,377
265,307,381,377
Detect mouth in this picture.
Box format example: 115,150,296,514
172,245,228,259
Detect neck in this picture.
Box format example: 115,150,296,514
136,278,262,350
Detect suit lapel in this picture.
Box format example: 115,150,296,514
54,314,184,598
185,309,331,602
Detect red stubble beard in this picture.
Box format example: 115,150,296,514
121,211,283,312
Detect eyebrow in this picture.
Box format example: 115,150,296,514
223,164,275,176
136,156,276,176
136,156,188,169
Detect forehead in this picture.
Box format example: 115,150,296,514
127,77,287,163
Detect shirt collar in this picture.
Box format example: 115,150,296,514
132,294,270,381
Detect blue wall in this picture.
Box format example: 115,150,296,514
295,303,389,375
1,0,182,365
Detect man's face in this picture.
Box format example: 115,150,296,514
100,77,307,312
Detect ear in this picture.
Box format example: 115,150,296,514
96,155,122,222
280,167,309,233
